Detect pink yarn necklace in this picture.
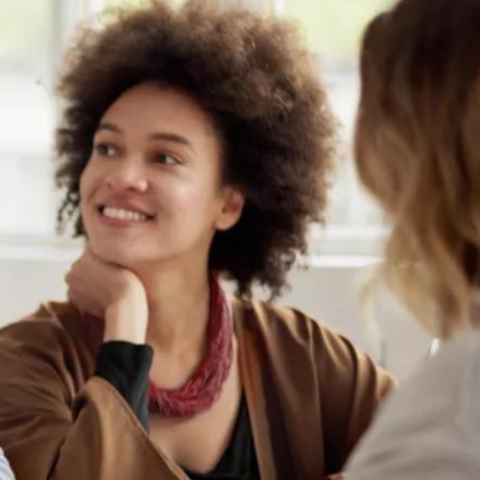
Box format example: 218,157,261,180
82,277,233,418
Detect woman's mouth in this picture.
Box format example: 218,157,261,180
98,206,154,223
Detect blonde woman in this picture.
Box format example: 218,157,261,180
345,0,480,478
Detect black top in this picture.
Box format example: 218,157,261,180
185,396,259,480
94,341,261,480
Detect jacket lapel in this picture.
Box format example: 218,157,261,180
232,298,278,480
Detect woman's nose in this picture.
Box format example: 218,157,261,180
105,158,148,193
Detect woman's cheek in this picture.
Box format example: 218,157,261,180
161,182,201,215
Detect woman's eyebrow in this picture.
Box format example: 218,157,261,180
95,123,196,154
148,132,196,154
96,122,122,134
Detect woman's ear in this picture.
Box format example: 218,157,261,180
215,186,245,231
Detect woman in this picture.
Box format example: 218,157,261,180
345,0,480,478
0,2,394,479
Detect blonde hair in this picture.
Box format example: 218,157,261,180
356,0,480,339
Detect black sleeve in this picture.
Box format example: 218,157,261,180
94,341,154,431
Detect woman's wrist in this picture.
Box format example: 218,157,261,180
104,295,148,344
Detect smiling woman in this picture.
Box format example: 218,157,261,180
0,1,395,480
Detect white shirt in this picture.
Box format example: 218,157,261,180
0,448,14,480
346,331,480,480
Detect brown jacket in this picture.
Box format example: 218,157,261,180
0,299,395,480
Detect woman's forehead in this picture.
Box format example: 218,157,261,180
99,83,221,146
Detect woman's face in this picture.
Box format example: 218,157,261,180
80,82,244,269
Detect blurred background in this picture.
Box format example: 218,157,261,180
0,0,431,377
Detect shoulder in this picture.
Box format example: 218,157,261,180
231,296,343,346
346,332,480,479
231,296,375,370
387,331,480,417
411,332,480,422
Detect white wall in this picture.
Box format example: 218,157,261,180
0,254,432,379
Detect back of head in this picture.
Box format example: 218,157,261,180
356,0,480,338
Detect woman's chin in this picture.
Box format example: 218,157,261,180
90,242,166,270
90,243,140,267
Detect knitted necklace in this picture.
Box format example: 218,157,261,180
82,277,233,418
148,278,233,417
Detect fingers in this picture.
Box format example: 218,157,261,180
67,282,103,318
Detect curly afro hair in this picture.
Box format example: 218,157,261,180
55,0,337,299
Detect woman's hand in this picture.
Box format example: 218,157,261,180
66,248,149,344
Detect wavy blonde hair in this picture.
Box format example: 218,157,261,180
356,0,480,339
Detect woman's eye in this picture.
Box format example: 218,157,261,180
94,143,116,157
155,153,179,165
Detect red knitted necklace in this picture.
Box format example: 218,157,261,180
148,278,233,417
82,277,233,418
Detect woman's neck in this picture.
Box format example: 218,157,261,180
138,262,211,356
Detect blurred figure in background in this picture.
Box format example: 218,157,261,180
0,448,14,480
346,0,480,478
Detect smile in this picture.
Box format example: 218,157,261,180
99,206,152,223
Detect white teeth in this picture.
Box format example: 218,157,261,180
102,207,148,222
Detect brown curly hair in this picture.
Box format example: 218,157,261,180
55,0,336,299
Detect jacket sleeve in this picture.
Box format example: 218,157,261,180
94,340,154,431
0,319,187,480
311,319,397,474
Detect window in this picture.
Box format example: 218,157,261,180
276,0,395,230
0,0,56,236
103,0,186,8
